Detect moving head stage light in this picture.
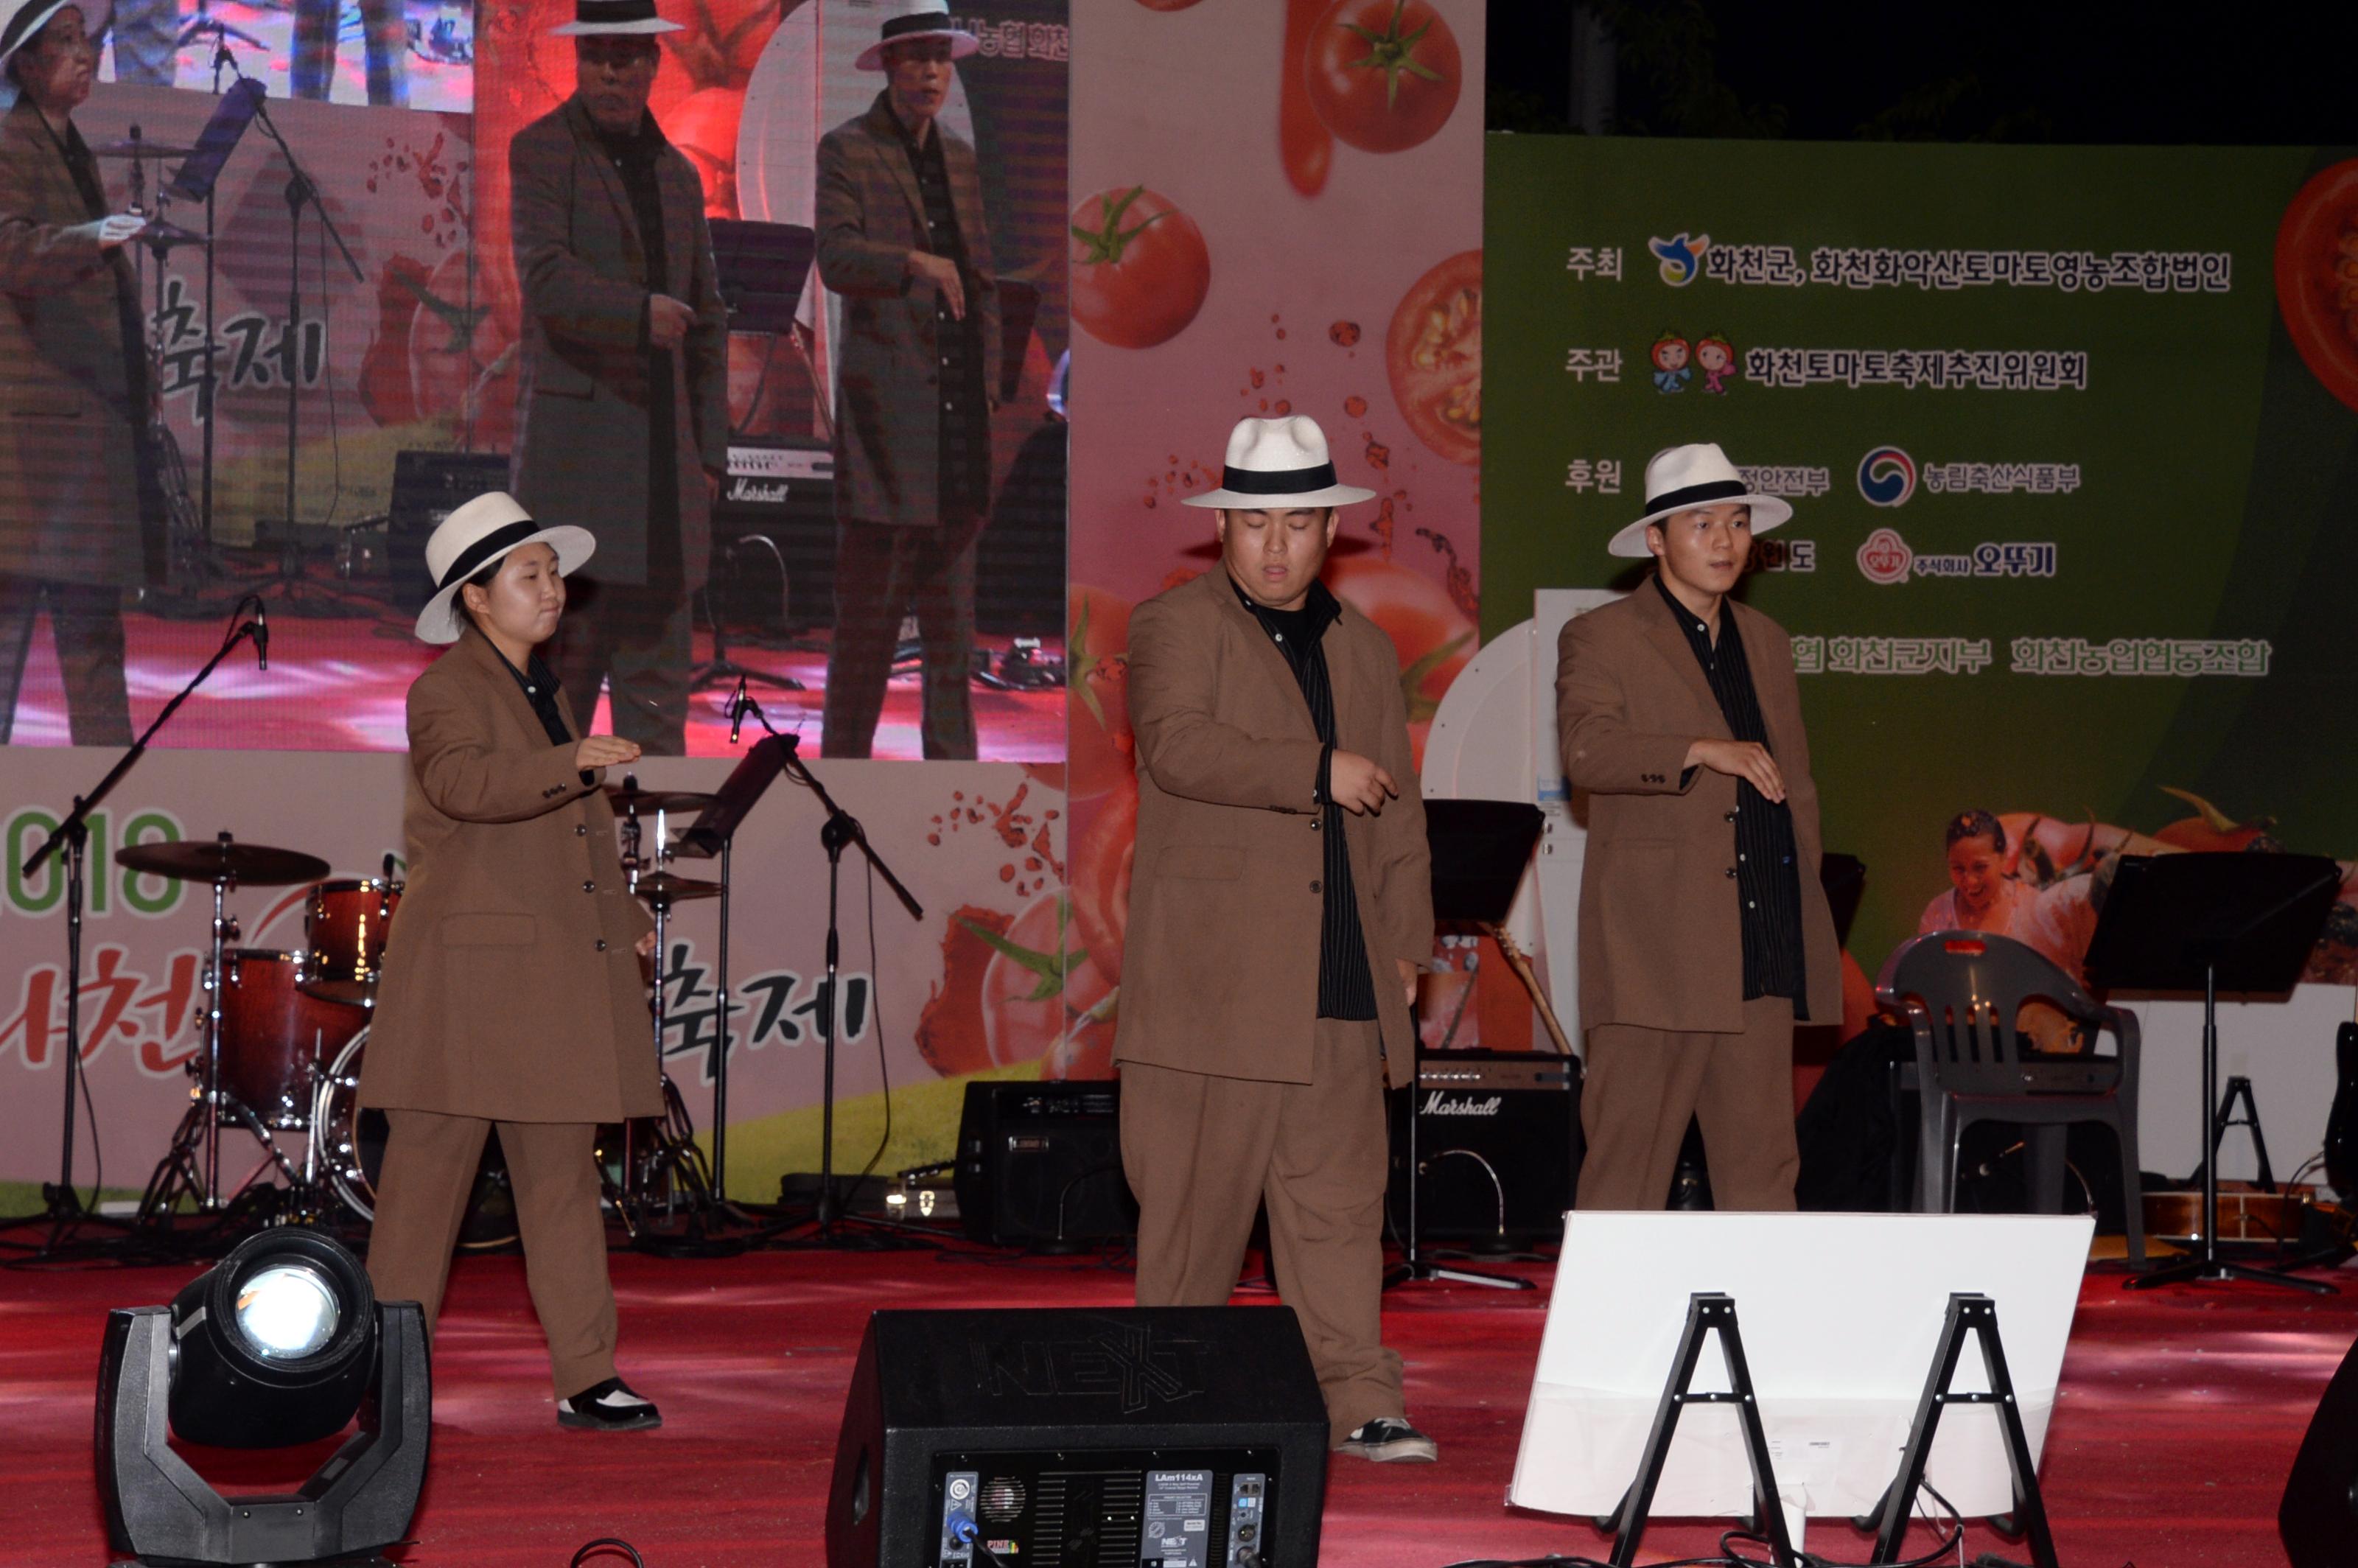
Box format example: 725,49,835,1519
97,1229,430,1568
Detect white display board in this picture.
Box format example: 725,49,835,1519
1510,1212,2091,1523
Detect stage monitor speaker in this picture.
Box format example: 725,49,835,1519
954,1081,1136,1250
387,451,512,612
1390,1049,1581,1245
2281,1331,2358,1565
826,1307,1329,1568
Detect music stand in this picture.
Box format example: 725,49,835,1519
698,220,814,697
667,735,791,1202
2085,852,2344,1294
1386,798,1549,1293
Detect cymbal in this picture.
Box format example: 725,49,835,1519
604,784,715,816
89,139,197,158
118,839,330,886
132,218,208,253
632,870,721,906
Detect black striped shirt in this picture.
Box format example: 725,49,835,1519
1233,578,1380,1021
889,112,990,518
1654,575,1809,1015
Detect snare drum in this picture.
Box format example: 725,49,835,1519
312,1029,519,1250
301,878,401,1004
217,948,368,1129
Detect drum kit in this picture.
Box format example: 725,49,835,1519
124,789,733,1248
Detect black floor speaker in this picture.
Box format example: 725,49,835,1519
387,451,512,612
2281,1331,2358,1565
1389,1050,1583,1246
826,1307,1329,1568
954,1081,1136,1250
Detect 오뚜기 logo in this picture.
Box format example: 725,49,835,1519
1646,232,1711,287
1857,446,1917,508
1858,527,1914,585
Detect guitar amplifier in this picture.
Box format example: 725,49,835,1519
1388,1050,1583,1245
954,1082,1138,1250
387,450,512,612
715,438,835,632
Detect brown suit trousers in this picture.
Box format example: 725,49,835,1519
1121,1018,1402,1446
1577,996,1799,1212
365,1109,618,1399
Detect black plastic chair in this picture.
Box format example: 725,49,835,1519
1877,931,2145,1264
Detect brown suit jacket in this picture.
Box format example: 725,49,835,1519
1554,582,1841,1035
508,98,728,589
0,99,156,587
1113,570,1433,1084
815,92,1000,530
359,627,660,1124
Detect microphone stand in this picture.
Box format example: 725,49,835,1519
0,603,266,1261
727,694,928,1247
221,65,365,609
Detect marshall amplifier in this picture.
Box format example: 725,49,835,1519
714,438,835,632
1389,1050,1582,1246
826,1307,1329,1568
954,1082,1137,1250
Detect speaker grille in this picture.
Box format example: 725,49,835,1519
979,1475,1027,1524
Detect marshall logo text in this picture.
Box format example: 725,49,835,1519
1420,1092,1505,1117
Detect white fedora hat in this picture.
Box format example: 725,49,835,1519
0,0,77,62
551,0,680,36
413,492,596,645
1606,441,1794,559
854,1,979,71
1181,416,1377,510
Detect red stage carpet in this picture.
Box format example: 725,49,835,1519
4,1244,2351,1566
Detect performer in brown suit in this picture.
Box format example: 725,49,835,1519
814,1,1001,759
1116,416,1438,1463
361,492,666,1430
510,0,729,755
1554,443,1842,1213
0,0,161,746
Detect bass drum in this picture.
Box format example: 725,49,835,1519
314,1029,519,1250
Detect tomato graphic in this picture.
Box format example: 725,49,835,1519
1304,0,1462,155
1068,584,1136,803
1070,186,1211,350
2275,158,2358,416
1322,553,1474,768
1385,248,1480,465
970,890,1114,1077
2152,788,2277,853
662,86,746,220
407,251,520,449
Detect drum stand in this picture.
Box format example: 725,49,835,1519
136,851,242,1225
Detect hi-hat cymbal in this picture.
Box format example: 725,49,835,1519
604,784,715,816
632,870,721,906
132,218,208,253
118,839,330,886
88,139,197,158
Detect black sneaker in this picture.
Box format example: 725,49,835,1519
1334,1416,1437,1463
556,1376,663,1432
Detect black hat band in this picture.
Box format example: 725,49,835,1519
573,0,659,25
438,520,544,592
881,13,960,41
1220,461,1338,496
0,0,64,59
1643,477,1749,516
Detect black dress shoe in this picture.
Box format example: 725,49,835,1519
556,1376,663,1431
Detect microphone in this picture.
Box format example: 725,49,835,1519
727,676,748,745
249,599,268,671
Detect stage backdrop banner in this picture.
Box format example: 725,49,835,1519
1483,136,2358,1006
1061,0,1491,1069
0,750,1068,1199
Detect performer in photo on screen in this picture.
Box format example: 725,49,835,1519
0,0,161,746
1115,415,1439,1464
1917,809,2040,939
510,0,728,756
1555,442,1843,1212
814,0,1000,760
360,492,667,1432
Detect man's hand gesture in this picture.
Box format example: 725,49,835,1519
908,252,966,320
1685,738,1785,802
1329,750,1398,816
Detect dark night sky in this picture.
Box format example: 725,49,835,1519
1488,2,2358,147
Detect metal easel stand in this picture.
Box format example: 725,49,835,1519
1597,1292,1799,1568
1853,1292,2060,1568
